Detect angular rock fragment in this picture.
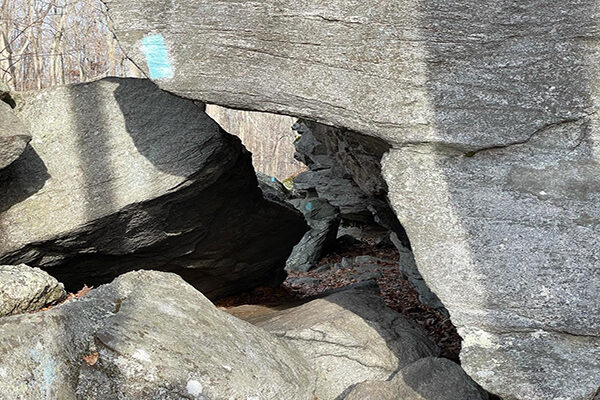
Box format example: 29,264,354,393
286,198,340,272
101,1,600,398
292,120,394,226
257,171,291,203
0,78,307,298
0,264,66,317
252,285,439,399
0,270,317,400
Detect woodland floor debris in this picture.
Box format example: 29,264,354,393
217,237,462,361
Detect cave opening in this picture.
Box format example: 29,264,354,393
206,104,462,362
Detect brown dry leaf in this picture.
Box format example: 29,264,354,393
75,285,93,298
82,352,99,366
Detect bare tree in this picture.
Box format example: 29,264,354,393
0,0,137,91
0,2,302,180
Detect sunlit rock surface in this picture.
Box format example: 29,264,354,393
0,264,65,317
249,285,439,399
0,100,30,170
343,357,488,400
0,270,317,399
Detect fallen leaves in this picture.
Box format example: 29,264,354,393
217,234,462,361
82,352,99,366
36,284,94,313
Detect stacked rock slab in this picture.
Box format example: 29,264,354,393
0,78,307,298
103,1,600,398
286,198,340,272
0,271,317,399
292,119,399,230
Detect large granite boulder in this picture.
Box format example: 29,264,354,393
286,198,340,272
103,2,600,398
0,78,307,298
343,357,488,400
0,100,30,170
249,285,439,399
0,270,317,399
0,264,66,317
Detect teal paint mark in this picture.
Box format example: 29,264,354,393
141,34,174,79
305,202,313,211
270,177,276,182
29,348,57,398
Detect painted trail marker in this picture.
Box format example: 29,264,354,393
141,34,174,79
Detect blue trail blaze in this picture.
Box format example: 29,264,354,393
141,34,174,79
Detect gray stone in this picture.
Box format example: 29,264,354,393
0,101,30,170
344,357,488,400
390,233,447,313
256,171,291,203
355,270,382,282
286,198,340,272
254,285,439,399
0,264,66,317
291,121,374,220
0,270,317,400
292,120,397,227
342,380,399,400
313,263,345,275
102,2,600,398
335,233,365,248
340,257,354,269
354,255,384,265
0,78,307,298
384,133,600,400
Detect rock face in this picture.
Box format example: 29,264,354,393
257,171,291,203
292,120,396,228
390,234,446,313
286,198,340,272
0,264,66,317
103,2,600,398
252,285,439,399
343,357,488,400
384,140,600,400
0,78,306,298
0,100,31,170
0,270,317,400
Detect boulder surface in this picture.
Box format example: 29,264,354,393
251,285,439,399
0,78,306,298
343,357,488,400
103,2,600,398
0,100,30,170
286,198,340,272
0,270,317,400
0,264,65,317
